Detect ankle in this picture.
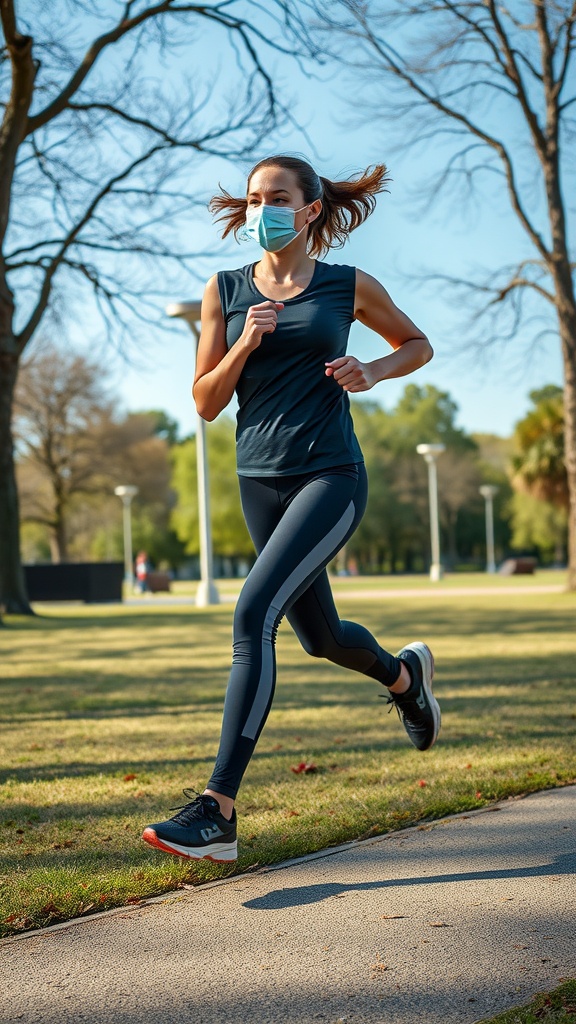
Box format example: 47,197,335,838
204,789,235,821
388,662,412,695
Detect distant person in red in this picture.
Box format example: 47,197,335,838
135,551,151,593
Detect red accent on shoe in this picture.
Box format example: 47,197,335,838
141,827,230,863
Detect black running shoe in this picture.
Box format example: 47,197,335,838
142,791,237,862
386,642,440,751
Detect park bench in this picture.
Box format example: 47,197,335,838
498,557,537,575
147,571,172,593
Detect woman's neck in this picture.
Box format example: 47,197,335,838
256,248,315,284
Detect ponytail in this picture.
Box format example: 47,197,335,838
311,165,390,256
209,156,390,257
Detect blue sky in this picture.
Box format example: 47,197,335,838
50,3,566,440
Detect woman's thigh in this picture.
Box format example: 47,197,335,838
236,466,366,638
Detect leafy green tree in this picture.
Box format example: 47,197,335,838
171,417,253,559
509,385,568,565
349,386,489,572
132,410,180,447
512,386,567,508
347,401,414,572
510,491,568,565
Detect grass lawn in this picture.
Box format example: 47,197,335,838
161,569,568,601
1,575,575,937
478,979,576,1022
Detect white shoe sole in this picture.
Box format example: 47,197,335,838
142,828,238,862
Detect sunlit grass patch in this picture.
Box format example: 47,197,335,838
476,979,576,1023
1,586,575,935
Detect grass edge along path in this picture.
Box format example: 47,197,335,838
477,979,576,1023
1,584,576,937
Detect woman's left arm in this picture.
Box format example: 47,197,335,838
325,269,433,393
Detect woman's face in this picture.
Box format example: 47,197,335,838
247,165,318,233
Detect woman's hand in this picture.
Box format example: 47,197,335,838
325,356,378,392
242,300,284,351
193,280,284,421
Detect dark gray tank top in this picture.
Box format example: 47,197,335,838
217,260,364,477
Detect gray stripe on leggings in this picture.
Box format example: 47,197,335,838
241,500,355,740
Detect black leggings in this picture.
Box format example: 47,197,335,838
207,463,402,799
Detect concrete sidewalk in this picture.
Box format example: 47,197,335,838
3,787,575,1024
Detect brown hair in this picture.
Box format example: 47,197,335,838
209,155,390,257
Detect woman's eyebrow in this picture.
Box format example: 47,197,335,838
247,188,291,197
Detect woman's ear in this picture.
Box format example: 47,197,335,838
308,200,322,224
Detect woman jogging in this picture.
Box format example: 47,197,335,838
142,155,440,863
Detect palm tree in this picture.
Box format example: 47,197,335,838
512,387,568,510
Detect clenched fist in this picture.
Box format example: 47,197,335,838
325,356,377,393
242,300,284,352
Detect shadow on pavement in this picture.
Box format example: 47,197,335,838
243,850,576,909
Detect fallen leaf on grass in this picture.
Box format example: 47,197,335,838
4,914,33,928
475,791,483,799
417,780,427,787
40,901,60,916
291,761,318,774
285,810,300,817
123,774,137,782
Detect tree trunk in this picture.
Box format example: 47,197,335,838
558,297,576,591
49,499,68,563
0,346,32,613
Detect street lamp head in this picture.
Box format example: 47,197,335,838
114,485,139,500
166,301,202,323
480,485,499,499
416,443,446,460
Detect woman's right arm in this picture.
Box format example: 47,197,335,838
192,275,283,421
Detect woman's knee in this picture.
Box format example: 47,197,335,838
233,590,275,644
298,630,338,661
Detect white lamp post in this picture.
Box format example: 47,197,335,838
166,300,220,607
479,485,499,573
416,443,445,581
114,485,139,589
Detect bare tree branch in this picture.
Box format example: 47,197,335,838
485,0,547,155
340,7,551,261
25,1,313,136
15,140,174,349
556,0,576,95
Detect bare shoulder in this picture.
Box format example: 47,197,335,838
354,268,394,316
201,276,224,319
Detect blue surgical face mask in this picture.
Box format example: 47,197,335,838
239,203,311,252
